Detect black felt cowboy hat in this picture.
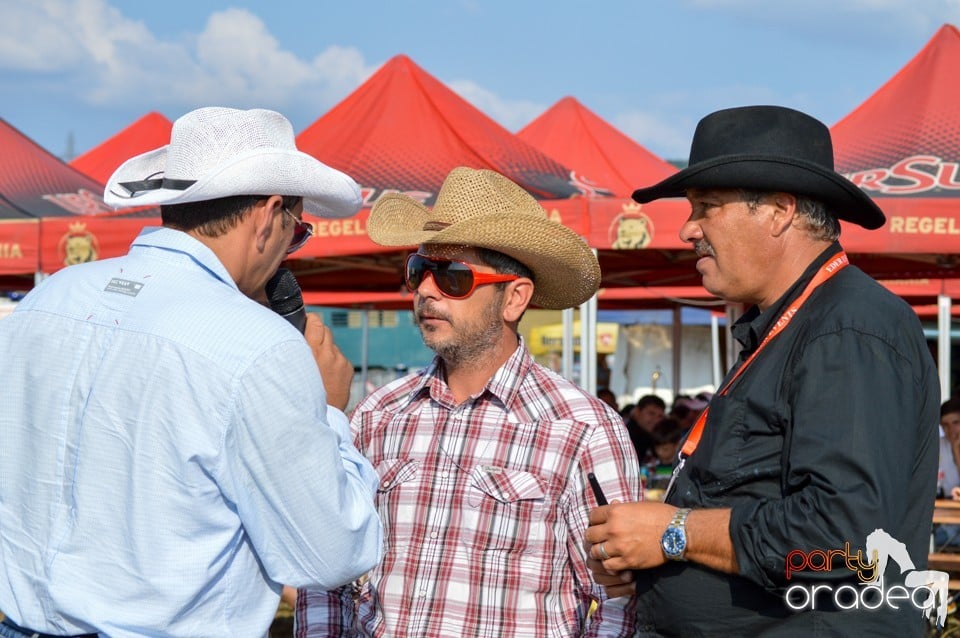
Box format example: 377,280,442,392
631,105,885,230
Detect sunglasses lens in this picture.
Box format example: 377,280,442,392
436,263,473,298
406,255,475,298
286,222,312,254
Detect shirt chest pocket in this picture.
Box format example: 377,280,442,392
375,458,420,557
464,465,549,554
692,393,783,497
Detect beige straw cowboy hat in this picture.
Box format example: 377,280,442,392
368,167,600,309
104,106,362,218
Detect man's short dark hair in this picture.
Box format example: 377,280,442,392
636,394,666,411
942,398,960,419
475,247,534,280
162,194,302,237
651,417,684,445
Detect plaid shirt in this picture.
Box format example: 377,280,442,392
297,342,641,637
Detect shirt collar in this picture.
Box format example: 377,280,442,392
732,241,843,352
130,226,238,292
409,336,533,409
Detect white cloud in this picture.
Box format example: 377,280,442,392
0,0,377,117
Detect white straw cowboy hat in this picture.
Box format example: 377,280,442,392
104,106,362,218
368,167,600,309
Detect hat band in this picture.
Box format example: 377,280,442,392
115,177,198,198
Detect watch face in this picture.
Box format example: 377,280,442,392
662,527,687,558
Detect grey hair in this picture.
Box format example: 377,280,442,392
739,189,840,242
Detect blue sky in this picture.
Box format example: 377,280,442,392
2,0,959,163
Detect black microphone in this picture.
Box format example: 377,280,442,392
266,268,306,334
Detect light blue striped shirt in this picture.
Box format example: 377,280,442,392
0,227,382,637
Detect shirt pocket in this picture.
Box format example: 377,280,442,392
375,458,420,558
464,464,548,554
692,393,782,498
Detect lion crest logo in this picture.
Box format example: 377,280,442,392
58,222,100,266
609,203,654,249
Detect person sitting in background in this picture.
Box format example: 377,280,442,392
938,398,960,547
941,398,960,496
645,417,685,494
597,387,620,412
624,394,666,466
669,395,709,433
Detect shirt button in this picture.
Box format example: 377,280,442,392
440,471,449,478
430,531,438,539
419,589,427,597
382,480,391,487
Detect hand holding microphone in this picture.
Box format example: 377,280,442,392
266,268,307,333
267,268,354,411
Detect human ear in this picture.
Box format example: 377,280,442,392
502,278,534,322
769,192,797,237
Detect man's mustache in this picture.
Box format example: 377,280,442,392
694,240,715,258
415,301,451,324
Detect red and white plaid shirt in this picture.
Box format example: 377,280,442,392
297,343,641,637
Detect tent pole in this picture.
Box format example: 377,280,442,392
580,292,597,395
939,294,952,400
360,307,370,400
562,307,575,382
711,312,722,389
672,305,682,399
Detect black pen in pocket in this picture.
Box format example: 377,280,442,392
587,471,608,506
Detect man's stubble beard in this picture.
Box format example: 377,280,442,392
417,292,505,369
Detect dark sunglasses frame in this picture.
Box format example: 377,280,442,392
281,206,314,254
405,253,520,299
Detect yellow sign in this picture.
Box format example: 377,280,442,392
528,322,618,355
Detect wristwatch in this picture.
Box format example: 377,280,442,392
661,507,692,561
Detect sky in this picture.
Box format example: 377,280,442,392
2,0,959,164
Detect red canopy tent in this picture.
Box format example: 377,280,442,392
288,54,592,293
830,23,960,280
0,118,156,290
69,112,173,185
517,96,677,198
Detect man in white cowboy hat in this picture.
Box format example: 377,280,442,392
585,106,939,636
297,167,642,637
0,107,382,638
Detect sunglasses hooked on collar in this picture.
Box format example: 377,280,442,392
405,253,519,299
280,207,314,254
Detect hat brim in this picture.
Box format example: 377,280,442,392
104,146,361,219
631,155,885,230
369,193,600,309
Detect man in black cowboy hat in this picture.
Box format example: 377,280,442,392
297,167,642,637
585,106,939,636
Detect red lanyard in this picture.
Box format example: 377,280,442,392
679,251,849,458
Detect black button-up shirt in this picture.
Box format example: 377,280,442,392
634,243,940,637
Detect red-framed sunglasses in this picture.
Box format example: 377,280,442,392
281,207,314,254
405,253,519,299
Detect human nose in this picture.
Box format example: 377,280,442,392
414,269,443,300
679,215,702,245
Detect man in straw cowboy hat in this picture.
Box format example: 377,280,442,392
297,167,641,636
0,107,382,638
585,105,940,635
